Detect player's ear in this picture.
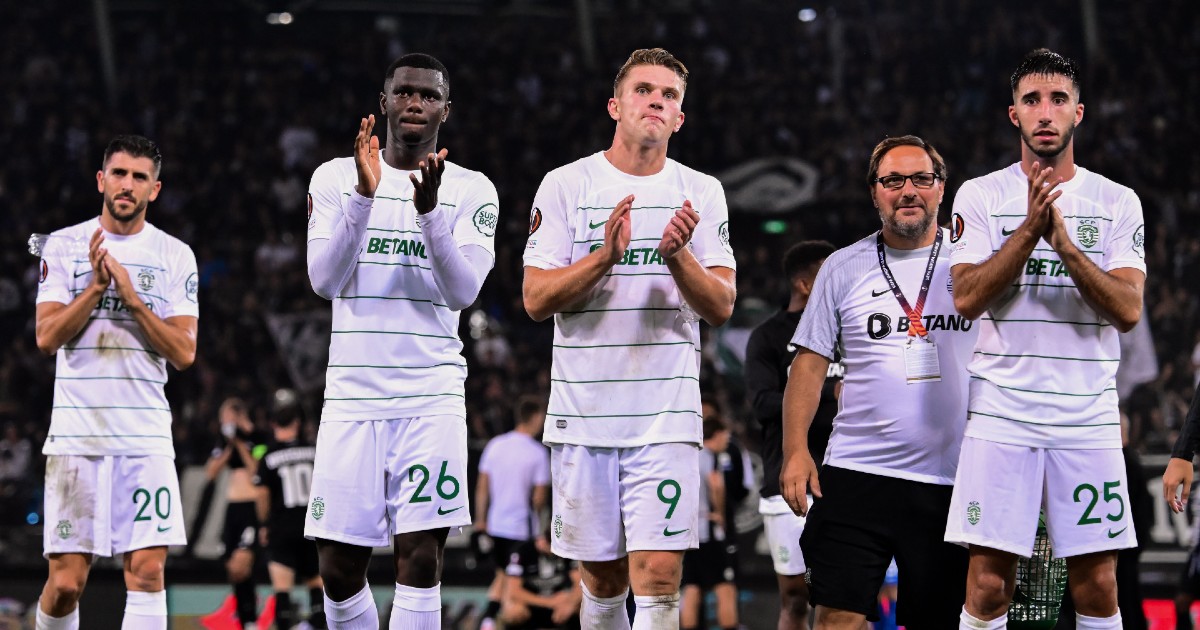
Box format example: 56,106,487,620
1075,102,1084,127
96,170,105,193
379,92,387,116
607,97,620,122
442,101,451,123
1008,104,1019,128
149,181,162,202
674,111,685,132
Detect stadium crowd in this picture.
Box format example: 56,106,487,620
0,0,1196,581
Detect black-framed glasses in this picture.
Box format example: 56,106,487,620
872,172,941,189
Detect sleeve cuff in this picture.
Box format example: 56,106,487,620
416,205,449,230
346,189,374,216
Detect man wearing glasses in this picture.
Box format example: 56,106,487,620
780,136,977,629
945,49,1145,630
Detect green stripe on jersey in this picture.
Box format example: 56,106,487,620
341,192,456,207
50,434,171,439
1010,283,1079,289
606,272,673,277
328,362,465,369
356,261,432,270
551,375,699,385
331,330,456,340
337,295,448,307
57,376,167,384
367,227,421,235
66,345,160,355
71,261,165,271
981,317,1108,327
73,288,165,301
561,307,678,314
325,392,464,401
54,405,171,411
574,237,660,245
554,341,696,349
973,350,1118,362
993,248,1102,255
577,205,680,211
990,214,1112,221
970,376,1117,398
547,410,700,419
969,410,1119,427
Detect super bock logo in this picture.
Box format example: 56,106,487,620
185,273,199,303
137,269,155,291
56,520,73,539
310,496,325,520
967,501,981,525
1076,218,1100,248
718,221,732,254
553,514,563,539
1132,225,1145,259
472,204,499,237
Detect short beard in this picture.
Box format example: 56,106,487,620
105,196,147,223
1022,122,1076,159
885,208,935,241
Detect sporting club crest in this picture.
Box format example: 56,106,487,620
1076,218,1100,248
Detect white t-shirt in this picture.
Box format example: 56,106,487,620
36,217,199,458
790,229,978,485
949,163,1146,449
524,152,736,447
478,431,551,541
307,157,498,421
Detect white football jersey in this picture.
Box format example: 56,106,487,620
790,229,978,485
36,217,199,457
524,152,736,447
949,163,1146,449
307,156,498,421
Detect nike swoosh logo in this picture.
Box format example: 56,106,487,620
663,527,689,537
157,525,172,533
871,289,889,297
1001,227,1016,236
1107,526,1127,538
437,506,463,516
588,219,608,229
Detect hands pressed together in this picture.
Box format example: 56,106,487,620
597,195,700,266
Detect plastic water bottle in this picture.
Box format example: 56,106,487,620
28,233,89,258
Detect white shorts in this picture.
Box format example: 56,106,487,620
43,455,186,557
945,436,1137,558
304,417,470,547
759,495,808,576
550,443,699,561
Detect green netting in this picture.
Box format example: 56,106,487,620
1008,519,1068,630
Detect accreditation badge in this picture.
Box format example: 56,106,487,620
903,337,941,384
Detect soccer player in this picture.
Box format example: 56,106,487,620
744,240,837,630
944,49,1146,630
522,48,737,630
304,53,499,630
474,395,551,630
780,135,977,629
205,397,267,629
34,135,198,629
255,389,325,629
